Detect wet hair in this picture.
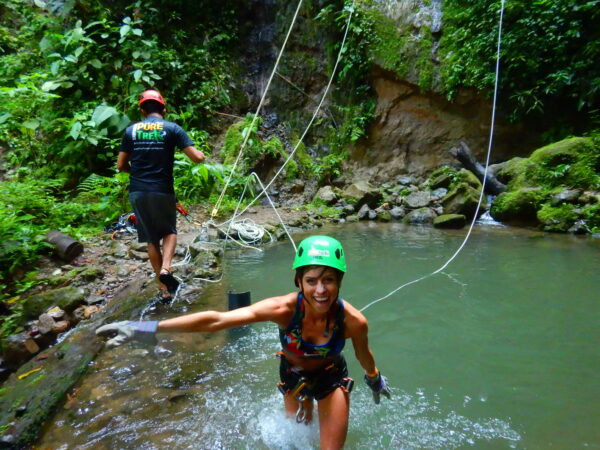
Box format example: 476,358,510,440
140,99,165,115
294,265,344,288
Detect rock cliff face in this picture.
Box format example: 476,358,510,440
236,0,542,183
344,0,541,181
349,68,537,181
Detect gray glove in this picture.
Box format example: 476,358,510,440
364,371,391,404
96,320,158,348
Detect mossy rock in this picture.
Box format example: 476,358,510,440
537,203,579,232
441,182,483,218
457,169,482,190
530,137,599,189
377,210,392,222
530,137,593,166
433,214,467,229
23,286,87,319
44,267,104,287
428,167,455,190
220,116,261,167
490,187,547,225
495,157,539,190
403,207,437,224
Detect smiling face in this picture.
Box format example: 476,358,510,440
298,266,341,314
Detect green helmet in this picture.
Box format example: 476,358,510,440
292,235,346,273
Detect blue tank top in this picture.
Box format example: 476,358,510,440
279,293,346,359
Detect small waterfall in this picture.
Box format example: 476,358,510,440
477,195,504,226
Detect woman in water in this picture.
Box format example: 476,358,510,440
97,235,390,449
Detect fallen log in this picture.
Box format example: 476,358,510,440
450,141,506,195
45,230,83,262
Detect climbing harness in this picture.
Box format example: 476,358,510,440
360,0,506,313
288,375,353,423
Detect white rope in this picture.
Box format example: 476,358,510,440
230,218,265,244
224,2,357,222
211,0,304,218
216,172,298,251
360,0,506,313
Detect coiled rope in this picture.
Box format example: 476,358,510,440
360,0,506,313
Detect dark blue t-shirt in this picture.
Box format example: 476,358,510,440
120,116,193,193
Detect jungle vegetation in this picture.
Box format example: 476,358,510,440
1,0,598,299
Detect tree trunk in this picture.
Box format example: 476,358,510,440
450,141,506,195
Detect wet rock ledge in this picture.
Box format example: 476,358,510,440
0,241,226,449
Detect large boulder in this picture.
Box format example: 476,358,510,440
403,207,437,224
529,137,598,189
341,180,383,209
490,187,547,225
404,190,431,208
537,203,580,232
441,182,483,219
314,186,338,205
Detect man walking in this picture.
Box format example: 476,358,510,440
117,89,205,302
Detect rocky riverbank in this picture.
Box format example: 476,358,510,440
0,204,317,448
0,135,598,447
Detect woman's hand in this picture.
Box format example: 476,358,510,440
96,321,158,348
364,370,391,404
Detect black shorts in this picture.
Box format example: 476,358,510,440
129,191,177,244
278,354,353,401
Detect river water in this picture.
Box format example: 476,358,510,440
38,222,600,449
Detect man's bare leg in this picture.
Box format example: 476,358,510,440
160,233,177,273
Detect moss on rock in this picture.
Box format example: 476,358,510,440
490,187,547,224
530,137,599,189
491,137,599,232
433,214,467,229
441,182,483,218
537,203,579,232
23,286,87,319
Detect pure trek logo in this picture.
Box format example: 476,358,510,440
132,122,166,141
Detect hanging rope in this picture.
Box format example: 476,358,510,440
211,0,305,219
360,0,506,313
225,2,357,222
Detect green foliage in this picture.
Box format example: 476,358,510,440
221,116,262,167
0,171,132,283
0,180,61,279
0,0,240,186
174,157,226,201
440,0,600,129
311,151,348,184
76,172,131,223
314,2,377,152
219,116,299,183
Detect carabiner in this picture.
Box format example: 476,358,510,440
295,395,307,423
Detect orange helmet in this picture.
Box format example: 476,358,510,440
139,89,166,107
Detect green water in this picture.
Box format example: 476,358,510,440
38,223,600,449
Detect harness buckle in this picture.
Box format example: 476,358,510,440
290,377,308,399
